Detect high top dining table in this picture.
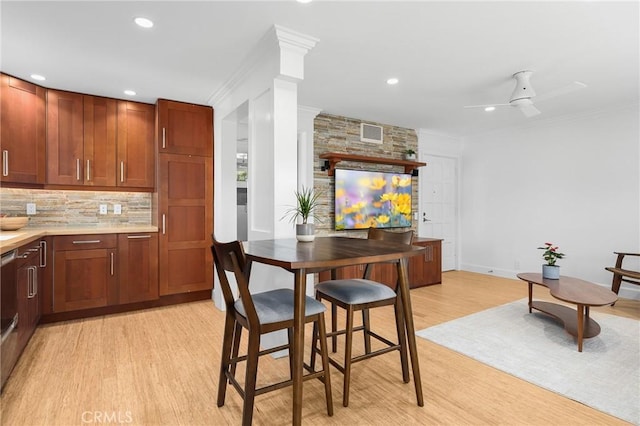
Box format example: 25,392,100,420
242,236,426,425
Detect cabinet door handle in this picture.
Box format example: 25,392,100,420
120,161,124,182
72,240,101,244
110,252,114,276
162,214,166,235
2,150,8,176
127,235,151,239
424,246,433,262
86,160,91,181
27,267,33,297
28,266,36,298
76,158,81,181
162,127,166,149
40,240,47,267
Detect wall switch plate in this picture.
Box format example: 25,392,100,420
26,203,37,215
113,204,122,215
99,204,108,215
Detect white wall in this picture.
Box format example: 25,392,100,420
460,104,640,299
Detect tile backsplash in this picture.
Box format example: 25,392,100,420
0,188,152,228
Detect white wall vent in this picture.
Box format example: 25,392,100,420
360,123,383,143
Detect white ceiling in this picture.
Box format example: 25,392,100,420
2,1,638,137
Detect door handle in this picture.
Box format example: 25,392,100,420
2,150,8,176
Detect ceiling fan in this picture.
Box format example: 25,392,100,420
464,70,587,118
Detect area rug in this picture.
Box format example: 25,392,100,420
416,299,639,424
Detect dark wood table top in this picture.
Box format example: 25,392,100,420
243,236,425,273
517,272,617,306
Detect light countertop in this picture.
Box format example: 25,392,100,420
0,225,158,254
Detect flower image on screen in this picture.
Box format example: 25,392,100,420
334,169,412,230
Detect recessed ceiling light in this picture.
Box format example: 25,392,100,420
484,106,496,112
386,78,399,85
30,74,46,81
134,17,154,28
124,90,136,96
297,0,313,3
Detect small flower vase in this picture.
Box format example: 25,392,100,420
296,223,315,242
542,264,560,279
404,153,416,161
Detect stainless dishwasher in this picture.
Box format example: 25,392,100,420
1,249,18,391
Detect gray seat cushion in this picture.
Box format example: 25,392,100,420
315,279,396,304
235,288,326,325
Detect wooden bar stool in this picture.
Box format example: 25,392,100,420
212,239,333,425
311,228,413,407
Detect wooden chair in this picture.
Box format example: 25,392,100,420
606,252,640,305
212,239,333,426
311,228,413,407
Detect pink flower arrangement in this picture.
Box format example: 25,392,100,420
537,242,565,266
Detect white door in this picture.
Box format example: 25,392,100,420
419,154,457,271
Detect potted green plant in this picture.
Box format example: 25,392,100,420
538,242,565,279
403,149,416,161
282,186,321,242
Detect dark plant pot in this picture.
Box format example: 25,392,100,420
296,223,315,242
542,264,560,279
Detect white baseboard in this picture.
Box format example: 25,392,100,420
459,263,640,301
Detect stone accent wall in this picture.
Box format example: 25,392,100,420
313,113,418,236
0,188,152,228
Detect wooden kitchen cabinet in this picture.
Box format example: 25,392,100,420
116,101,155,189
52,234,118,313
118,233,159,304
158,153,213,296
317,237,442,288
156,99,213,157
16,241,42,352
47,91,117,186
0,73,46,184
46,89,84,185
84,96,117,186
46,90,153,189
410,238,442,288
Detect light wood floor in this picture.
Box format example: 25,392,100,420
1,271,638,425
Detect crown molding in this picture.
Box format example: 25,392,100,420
208,25,318,107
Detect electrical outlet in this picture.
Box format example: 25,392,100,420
514,260,521,269
26,203,37,215
99,204,108,215
113,204,122,215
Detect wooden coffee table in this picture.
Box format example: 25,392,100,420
516,273,618,352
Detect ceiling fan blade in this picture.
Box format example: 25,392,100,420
464,103,510,109
535,81,587,103
520,104,541,118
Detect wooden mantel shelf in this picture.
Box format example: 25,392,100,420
319,152,426,176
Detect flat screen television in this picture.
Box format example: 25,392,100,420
334,168,412,230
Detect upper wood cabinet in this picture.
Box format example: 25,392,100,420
116,101,155,189
0,73,46,184
84,96,117,186
47,91,117,186
156,99,213,157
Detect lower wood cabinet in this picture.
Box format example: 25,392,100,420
16,241,42,352
52,232,159,313
318,237,442,289
158,154,213,296
118,233,158,304
53,235,118,312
